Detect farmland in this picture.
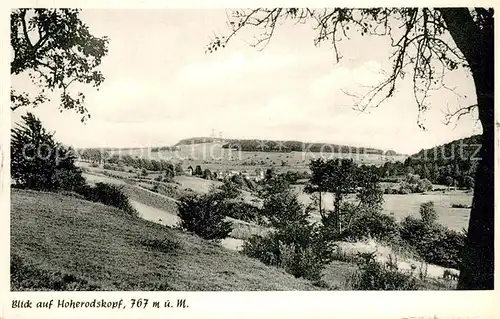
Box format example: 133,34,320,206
104,142,407,173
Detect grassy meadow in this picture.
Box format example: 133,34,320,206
11,189,318,291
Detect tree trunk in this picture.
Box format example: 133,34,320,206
334,194,342,233
319,191,322,216
439,8,494,289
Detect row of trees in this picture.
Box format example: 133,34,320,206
105,154,183,175
222,139,386,154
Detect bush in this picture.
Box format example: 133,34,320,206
78,182,137,216
425,228,465,269
176,192,233,240
416,178,433,192
420,201,438,224
222,200,262,223
343,212,400,243
399,202,465,269
242,225,333,281
348,253,417,290
218,180,241,199
241,235,280,266
398,182,412,194
242,185,333,281
400,216,439,256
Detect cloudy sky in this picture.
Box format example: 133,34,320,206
11,9,481,154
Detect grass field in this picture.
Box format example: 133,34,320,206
107,142,407,173
11,189,317,291
295,186,472,232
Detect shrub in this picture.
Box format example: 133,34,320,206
241,235,280,266
425,228,465,269
194,165,203,176
174,163,184,175
348,252,417,290
400,216,439,256
400,202,465,269
398,182,412,194
176,192,233,240
242,225,333,281
420,201,438,224
11,112,86,192
343,212,400,243
78,182,137,216
416,178,433,192
218,180,242,199
242,185,333,281
202,169,212,180
222,200,262,223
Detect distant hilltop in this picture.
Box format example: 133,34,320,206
174,136,402,156
174,137,224,146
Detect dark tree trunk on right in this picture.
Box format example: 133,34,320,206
439,8,495,290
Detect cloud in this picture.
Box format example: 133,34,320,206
177,51,298,83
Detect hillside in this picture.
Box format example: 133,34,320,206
175,136,397,155
175,137,224,146
379,134,481,187
410,134,482,162
11,189,316,291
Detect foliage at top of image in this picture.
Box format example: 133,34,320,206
208,8,493,129
11,9,109,121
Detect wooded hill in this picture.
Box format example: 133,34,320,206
175,137,397,155
380,134,482,187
